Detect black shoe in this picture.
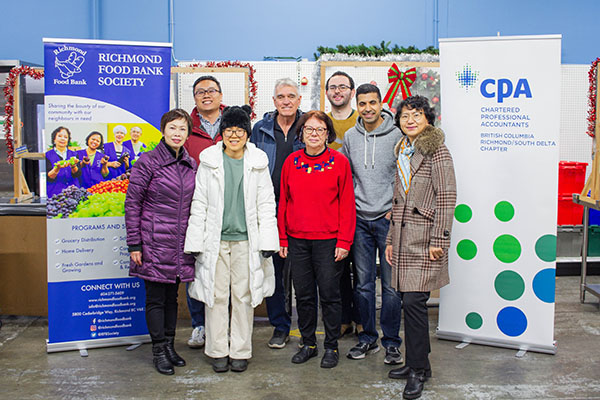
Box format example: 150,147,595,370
403,370,426,400
389,365,432,380
164,336,186,367
320,349,339,368
212,356,229,373
230,358,248,372
291,345,318,364
152,343,174,375
268,329,290,349
346,341,380,360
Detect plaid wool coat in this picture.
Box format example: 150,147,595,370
386,125,457,292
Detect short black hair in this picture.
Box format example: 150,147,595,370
395,95,436,127
355,83,381,102
85,131,105,152
51,126,72,148
160,108,193,135
192,75,222,94
326,71,355,90
296,110,337,145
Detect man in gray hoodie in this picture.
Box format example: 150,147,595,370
340,84,403,365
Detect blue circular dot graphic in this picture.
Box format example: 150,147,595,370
532,268,556,303
496,307,527,337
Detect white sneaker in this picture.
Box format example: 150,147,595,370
187,326,205,348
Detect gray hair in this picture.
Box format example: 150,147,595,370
113,125,127,134
273,78,299,96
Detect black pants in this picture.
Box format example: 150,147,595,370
340,255,358,325
144,279,180,344
400,292,431,371
289,236,343,350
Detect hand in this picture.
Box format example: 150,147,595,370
130,251,142,266
385,244,393,265
81,157,91,166
279,246,288,259
334,247,349,262
429,247,444,261
384,211,392,220
100,156,108,166
261,250,275,258
109,161,122,169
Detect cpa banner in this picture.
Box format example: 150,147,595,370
43,38,171,352
438,35,561,354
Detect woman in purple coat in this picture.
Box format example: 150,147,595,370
76,131,110,189
45,126,81,198
125,109,197,376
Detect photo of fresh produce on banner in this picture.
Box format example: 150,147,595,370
44,122,161,219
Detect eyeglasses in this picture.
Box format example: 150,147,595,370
223,128,247,138
327,84,351,92
194,88,221,97
399,111,424,122
303,126,327,136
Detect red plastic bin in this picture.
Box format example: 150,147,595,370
559,161,587,195
558,194,584,225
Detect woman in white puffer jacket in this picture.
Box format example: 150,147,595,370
184,106,279,374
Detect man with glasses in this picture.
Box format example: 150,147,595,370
185,75,226,165
184,75,226,350
340,83,404,366
325,71,360,339
251,78,304,349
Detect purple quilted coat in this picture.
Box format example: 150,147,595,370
125,140,197,283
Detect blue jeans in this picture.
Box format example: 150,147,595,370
186,283,205,328
353,215,402,348
266,253,291,334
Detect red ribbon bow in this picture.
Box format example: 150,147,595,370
382,64,417,108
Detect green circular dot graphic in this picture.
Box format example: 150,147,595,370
494,270,525,301
493,234,521,263
455,204,473,223
465,312,483,329
535,234,557,262
456,239,477,260
494,201,515,222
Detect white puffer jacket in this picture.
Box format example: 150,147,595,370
184,142,279,308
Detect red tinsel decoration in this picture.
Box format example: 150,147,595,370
3,66,44,164
586,58,600,138
186,61,258,120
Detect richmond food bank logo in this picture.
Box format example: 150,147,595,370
54,45,87,85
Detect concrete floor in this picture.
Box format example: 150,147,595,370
1,275,600,400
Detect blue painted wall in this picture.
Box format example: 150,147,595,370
1,0,598,65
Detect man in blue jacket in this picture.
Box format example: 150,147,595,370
251,78,304,349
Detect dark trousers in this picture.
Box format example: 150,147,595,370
340,255,359,325
265,253,291,334
145,279,180,344
400,292,431,371
186,283,205,328
289,236,343,350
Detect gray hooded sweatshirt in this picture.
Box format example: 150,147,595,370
340,109,401,221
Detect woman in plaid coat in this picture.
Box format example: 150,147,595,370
384,95,456,400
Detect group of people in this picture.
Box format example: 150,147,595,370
124,72,456,400
45,125,146,197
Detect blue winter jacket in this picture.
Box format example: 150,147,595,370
250,110,305,176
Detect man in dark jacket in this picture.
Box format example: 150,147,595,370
251,78,304,349
184,75,226,349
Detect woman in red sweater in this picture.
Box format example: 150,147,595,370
278,110,356,369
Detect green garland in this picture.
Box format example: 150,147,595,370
314,41,439,59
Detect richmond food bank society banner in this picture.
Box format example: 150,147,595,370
438,35,561,354
44,38,171,352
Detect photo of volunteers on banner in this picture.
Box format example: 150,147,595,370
45,122,161,218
